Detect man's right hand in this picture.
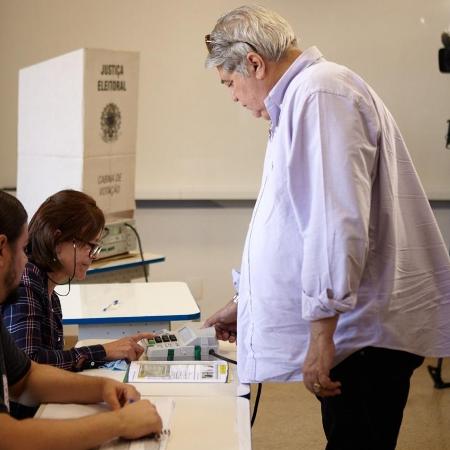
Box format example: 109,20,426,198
116,399,163,439
203,300,238,343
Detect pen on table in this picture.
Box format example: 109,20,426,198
102,299,119,312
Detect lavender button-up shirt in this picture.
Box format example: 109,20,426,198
236,47,450,383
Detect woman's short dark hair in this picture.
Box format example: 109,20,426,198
0,191,28,244
28,190,105,272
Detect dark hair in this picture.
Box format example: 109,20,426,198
0,191,28,244
28,190,105,272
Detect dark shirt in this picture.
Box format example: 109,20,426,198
0,319,31,414
2,262,106,371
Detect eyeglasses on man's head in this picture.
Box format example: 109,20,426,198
204,34,258,54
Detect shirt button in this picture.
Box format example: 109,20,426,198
90,362,95,367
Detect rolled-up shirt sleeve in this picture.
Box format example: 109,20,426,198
287,90,379,320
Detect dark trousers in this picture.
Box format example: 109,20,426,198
318,347,424,450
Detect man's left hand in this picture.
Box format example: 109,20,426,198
303,316,342,397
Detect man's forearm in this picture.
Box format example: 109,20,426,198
310,315,339,342
0,410,123,450
12,362,105,406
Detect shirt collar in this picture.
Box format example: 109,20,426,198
264,46,325,127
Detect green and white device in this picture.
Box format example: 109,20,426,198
142,326,218,361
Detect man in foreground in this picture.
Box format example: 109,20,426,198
204,5,450,449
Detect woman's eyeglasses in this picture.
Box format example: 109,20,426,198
204,34,258,54
74,239,103,259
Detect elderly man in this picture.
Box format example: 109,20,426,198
204,5,450,450
0,190,162,450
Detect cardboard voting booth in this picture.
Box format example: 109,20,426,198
17,48,139,220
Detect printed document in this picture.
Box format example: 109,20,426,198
127,360,229,383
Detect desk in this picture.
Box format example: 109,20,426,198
37,396,251,450
37,342,251,449
84,252,165,283
61,282,200,340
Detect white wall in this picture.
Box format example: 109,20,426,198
134,202,252,320
1,1,450,199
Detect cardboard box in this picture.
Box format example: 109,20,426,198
17,48,139,219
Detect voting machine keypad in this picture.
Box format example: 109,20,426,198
148,334,178,348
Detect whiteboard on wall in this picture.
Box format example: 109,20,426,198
1,0,449,199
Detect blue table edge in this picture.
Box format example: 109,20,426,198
63,312,200,325
87,256,166,275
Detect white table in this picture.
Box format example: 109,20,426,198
61,282,200,339
37,343,251,449
37,396,251,450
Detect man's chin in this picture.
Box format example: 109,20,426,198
251,109,270,121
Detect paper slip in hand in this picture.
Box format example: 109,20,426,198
127,360,229,383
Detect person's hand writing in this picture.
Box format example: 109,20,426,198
116,399,163,439
103,332,154,361
203,300,237,343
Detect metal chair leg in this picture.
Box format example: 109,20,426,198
428,358,450,389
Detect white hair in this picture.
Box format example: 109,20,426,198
205,5,298,76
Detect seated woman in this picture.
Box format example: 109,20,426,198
2,189,152,372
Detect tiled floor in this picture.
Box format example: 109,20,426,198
251,358,450,450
